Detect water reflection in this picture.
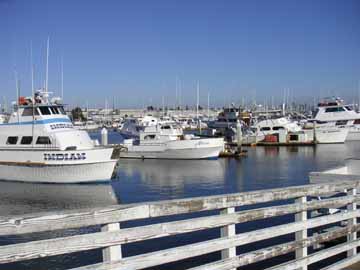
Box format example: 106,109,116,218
117,159,227,199
0,181,119,215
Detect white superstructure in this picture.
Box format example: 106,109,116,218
0,91,118,183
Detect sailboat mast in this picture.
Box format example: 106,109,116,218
196,81,199,121
207,92,210,117
61,56,64,101
45,37,50,104
31,41,35,147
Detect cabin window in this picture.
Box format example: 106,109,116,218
273,126,285,130
260,127,271,131
36,136,52,144
39,106,51,115
20,136,33,145
325,107,345,113
6,136,18,145
49,107,58,114
354,119,360,125
58,106,66,115
345,106,353,111
335,120,348,126
144,135,156,140
161,126,171,129
22,107,40,116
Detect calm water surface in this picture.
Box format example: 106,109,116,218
1,132,359,269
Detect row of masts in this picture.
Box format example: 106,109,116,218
13,37,64,109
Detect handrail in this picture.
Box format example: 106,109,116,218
0,180,359,270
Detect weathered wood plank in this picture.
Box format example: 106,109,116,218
0,197,357,264
347,188,357,257
68,210,360,270
0,204,150,236
101,223,122,262
148,181,360,217
295,196,307,270
265,239,360,270
188,224,360,270
1,182,359,236
220,207,236,270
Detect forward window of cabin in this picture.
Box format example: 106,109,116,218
20,136,33,145
22,107,40,116
53,107,61,114
144,135,156,140
39,107,51,115
273,126,285,130
36,136,51,144
345,106,353,111
6,136,18,145
325,107,345,113
58,107,66,115
260,127,271,131
49,107,57,114
354,119,360,125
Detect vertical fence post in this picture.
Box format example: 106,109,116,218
220,207,236,268
101,223,122,262
347,188,357,257
295,196,308,270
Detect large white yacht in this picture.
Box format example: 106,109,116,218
313,97,360,141
121,123,224,159
0,90,118,183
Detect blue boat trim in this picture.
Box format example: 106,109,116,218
0,118,72,126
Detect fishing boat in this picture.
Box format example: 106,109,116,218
120,123,224,159
0,90,118,183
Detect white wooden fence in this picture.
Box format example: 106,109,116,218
0,180,360,270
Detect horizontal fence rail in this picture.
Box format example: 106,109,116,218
0,180,360,270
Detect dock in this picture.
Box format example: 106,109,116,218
1,180,360,269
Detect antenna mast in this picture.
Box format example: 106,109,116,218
44,37,50,103
196,81,199,121
61,56,64,101
31,41,35,147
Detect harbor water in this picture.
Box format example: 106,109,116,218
1,131,359,270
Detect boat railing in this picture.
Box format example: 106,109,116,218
1,180,360,269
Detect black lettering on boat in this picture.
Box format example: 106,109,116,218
56,154,64,160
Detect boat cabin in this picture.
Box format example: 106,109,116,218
0,91,95,150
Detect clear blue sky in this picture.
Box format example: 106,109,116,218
0,0,359,108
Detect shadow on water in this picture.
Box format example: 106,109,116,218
1,132,360,270
0,181,120,216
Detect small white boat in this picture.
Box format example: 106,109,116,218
309,158,360,183
120,124,224,159
0,90,118,183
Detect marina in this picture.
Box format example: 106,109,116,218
1,0,360,269
0,136,359,269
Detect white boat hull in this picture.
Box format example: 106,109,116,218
304,128,348,144
0,147,117,183
121,138,224,160
346,127,360,141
